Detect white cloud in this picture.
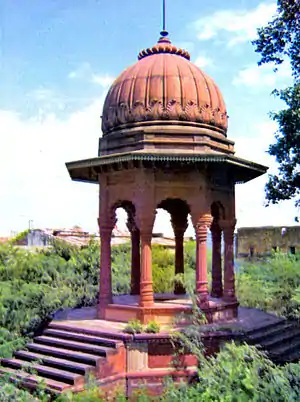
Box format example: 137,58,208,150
68,63,114,87
0,96,107,236
233,62,292,87
68,62,92,80
1,100,297,237
92,74,115,87
194,55,213,69
194,2,277,47
27,87,66,113
234,121,299,228
175,41,195,53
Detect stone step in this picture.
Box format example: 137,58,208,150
245,319,286,337
0,367,70,393
281,347,300,363
14,350,95,375
268,337,300,359
26,342,104,367
34,336,111,356
43,328,119,348
248,323,295,344
1,358,83,386
259,328,300,350
49,322,131,341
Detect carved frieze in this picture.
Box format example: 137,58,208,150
102,100,228,135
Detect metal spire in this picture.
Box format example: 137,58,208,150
160,0,168,37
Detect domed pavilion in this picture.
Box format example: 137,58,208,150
66,34,268,324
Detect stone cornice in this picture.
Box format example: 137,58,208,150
65,152,268,185
66,152,268,172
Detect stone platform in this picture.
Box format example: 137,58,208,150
2,306,294,399
53,305,281,332
97,293,238,324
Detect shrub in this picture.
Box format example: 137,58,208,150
145,320,160,334
236,253,300,318
123,319,144,334
163,342,300,402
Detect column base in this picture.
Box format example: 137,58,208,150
174,282,186,295
201,299,239,323
130,289,140,296
139,281,154,307
223,293,237,303
196,291,210,310
211,289,223,298
97,305,106,320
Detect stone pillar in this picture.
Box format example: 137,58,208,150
171,215,188,295
134,169,155,308
139,227,154,307
211,221,223,298
98,218,115,319
221,219,237,301
127,217,140,295
194,214,213,306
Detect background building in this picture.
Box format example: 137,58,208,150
236,226,300,258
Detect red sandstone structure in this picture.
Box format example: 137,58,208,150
0,29,282,399
66,33,268,325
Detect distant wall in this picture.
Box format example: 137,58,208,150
27,230,50,247
236,226,300,258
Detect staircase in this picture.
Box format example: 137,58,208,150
0,323,125,395
2,317,300,396
245,318,300,364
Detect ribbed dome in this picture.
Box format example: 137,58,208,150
101,37,228,135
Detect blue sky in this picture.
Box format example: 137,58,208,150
0,0,298,236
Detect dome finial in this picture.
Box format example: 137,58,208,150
160,0,169,37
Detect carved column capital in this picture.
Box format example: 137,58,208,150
194,214,213,241
219,218,236,230
136,210,156,241
219,219,236,239
171,214,188,239
98,216,116,235
126,215,138,234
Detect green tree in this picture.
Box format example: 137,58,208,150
253,0,300,215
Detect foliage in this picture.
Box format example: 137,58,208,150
145,320,160,334
236,252,300,318
253,0,300,212
0,240,100,358
152,245,175,293
123,319,144,334
265,85,300,210
123,319,160,334
162,343,300,402
253,1,300,77
10,229,30,244
111,243,131,295
0,383,39,402
1,238,300,400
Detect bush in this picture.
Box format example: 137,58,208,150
162,342,300,402
236,253,300,318
0,241,101,358
145,320,160,334
123,319,144,334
